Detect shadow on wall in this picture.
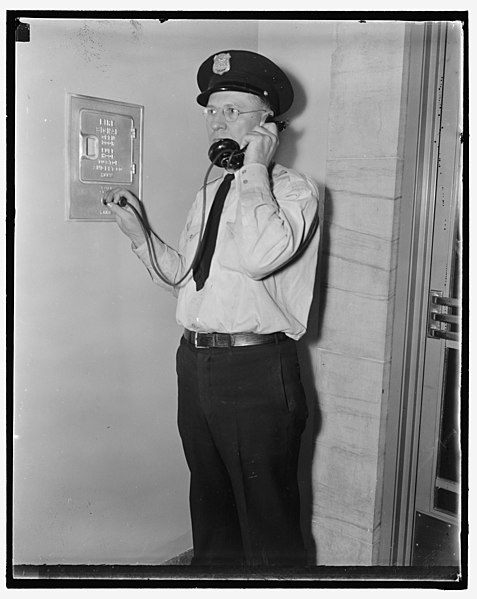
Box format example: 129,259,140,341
274,71,306,168
297,185,332,565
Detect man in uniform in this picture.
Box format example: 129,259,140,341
105,50,320,567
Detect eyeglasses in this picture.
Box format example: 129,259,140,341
202,106,267,123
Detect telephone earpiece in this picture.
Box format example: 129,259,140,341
265,115,288,131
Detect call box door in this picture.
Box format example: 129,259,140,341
67,94,143,221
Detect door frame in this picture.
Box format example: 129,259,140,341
378,21,464,566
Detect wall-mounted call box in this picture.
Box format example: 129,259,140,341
67,93,143,221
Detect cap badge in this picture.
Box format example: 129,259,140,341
212,53,231,76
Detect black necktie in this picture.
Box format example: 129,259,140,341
193,173,234,291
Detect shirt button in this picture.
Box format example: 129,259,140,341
243,179,248,184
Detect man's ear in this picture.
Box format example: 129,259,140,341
260,112,274,126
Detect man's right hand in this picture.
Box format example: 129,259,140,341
104,188,147,249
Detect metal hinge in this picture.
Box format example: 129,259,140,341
427,290,460,342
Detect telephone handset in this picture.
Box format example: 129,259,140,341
208,117,288,170
208,138,244,170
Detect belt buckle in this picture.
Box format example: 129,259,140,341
193,331,209,349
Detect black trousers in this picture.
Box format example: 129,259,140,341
176,334,308,567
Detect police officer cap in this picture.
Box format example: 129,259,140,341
197,50,294,116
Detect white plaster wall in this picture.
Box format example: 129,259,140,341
258,20,334,194
13,18,260,565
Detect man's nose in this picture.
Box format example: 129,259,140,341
210,111,227,131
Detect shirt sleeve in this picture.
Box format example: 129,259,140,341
231,163,319,280
131,202,198,294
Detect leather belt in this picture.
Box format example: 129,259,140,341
184,329,287,349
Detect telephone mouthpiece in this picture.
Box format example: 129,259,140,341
208,139,244,170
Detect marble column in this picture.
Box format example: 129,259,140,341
311,22,408,565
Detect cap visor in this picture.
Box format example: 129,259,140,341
196,82,270,107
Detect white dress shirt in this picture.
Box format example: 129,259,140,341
133,162,320,340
